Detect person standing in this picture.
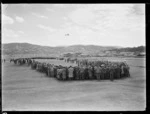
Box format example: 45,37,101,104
124,63,130,77
68,66,74,80
88,66,93,80
79,66,85,80
110,66,114,81
121,64,125,78
116,65,121,79
102,66,106,80
56,68,63,80
75,66,80,80
54,66,57,78
84,66,89,80
62,67,67,80
92,65,96,79
95,66,101,80
47,64,51,77
50,65,55,77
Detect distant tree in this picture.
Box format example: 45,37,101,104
109,46,145,52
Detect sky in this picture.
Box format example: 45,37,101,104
2,4,145,47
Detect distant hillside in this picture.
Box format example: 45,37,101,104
109,46,145,52
2,43,145,58
2,43,119,57
105,46,145,57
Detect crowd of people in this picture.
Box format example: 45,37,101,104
10,57,130,81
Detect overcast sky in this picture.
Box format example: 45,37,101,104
2,4,145,47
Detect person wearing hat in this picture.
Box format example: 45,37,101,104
103,65,107,80
68,66,74,80
92,65,96,79
84,65,89,80
121,64,125,78
116,65,121,79
110,66,114,81
88,65,93,80
75,66,80,80
73,66,77,80
50,65,55,77
62,67,67,80
47,64,51,77
124,62,130,77
105,66,110,80
54,66,57,78
79,66,85,80
95,66,101,80
56,67,63,80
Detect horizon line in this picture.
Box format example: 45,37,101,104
2,42,145,48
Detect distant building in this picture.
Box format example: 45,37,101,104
63,52,82,57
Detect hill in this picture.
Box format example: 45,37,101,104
109,46,145,52
2,43,145,58
106,46,145,57
2,43,119,57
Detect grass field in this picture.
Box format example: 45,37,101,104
2,57,146,111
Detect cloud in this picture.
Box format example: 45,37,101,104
46,8,55,12
62,16,70,22
69,4,145,31
103,4,145,31
16,16,24,23
2,14,14,25
3,28,19,38
63,17,68,21
69,8,96,26
59,23,95,40
40,15,48,19
2,4,144,47
47,24,107,46
18,31,24,34
37,24,56,32
61,21,73,28
32,12,48,19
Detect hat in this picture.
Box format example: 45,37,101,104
101,64,105,67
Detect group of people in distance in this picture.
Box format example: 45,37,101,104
10,57,130,81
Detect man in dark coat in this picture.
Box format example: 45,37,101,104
54,66,57,78
47,64,51,77
79,66,85,80
84,66,89,80
116,65,121,79
88,66,93,80
94,66,101,80
75,66,80,80
50,65,55,77
110,66,114,81
92,65,96,79
124,62,130,77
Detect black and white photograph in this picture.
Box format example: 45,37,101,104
2,4,146,111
